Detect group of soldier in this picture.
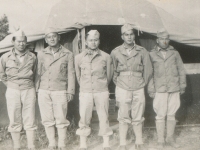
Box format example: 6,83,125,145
0,23,186,150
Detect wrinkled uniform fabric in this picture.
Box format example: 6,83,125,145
148,45,186,121
75,49,113,92
75,49,113,136
111,44,152,124
0,49,37,132
6,88,37,132
153,92,180,121
36,45,75,128
116,86,145,125
148,46,186,93
38,89,70,128
0,49,37,90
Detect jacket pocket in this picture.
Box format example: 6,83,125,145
60,63,68,77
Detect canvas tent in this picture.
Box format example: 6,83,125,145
0,0,200,126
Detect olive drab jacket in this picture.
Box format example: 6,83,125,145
0,49,37,90
35,45,75,94
111,44,152,91
75,49,113,93
148,45,186,94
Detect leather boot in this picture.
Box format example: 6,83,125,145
166,120,180,148
45,126,56,148
26,130,35,149
156,121,165,149
11,132,21,149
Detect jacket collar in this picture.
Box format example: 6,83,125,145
119,43,142,59
155,45,175,60
8,48,31,60
83,48,101,56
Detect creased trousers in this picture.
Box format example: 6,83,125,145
115,86,145,125
6,88,37,132
38,89,70,128
76,91,113,136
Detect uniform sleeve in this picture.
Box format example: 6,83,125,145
0,56,7,86
142,50,153,85
110,50,119,85
34,52,42,92
75,55,81,85
67,53,75,95
176,52,186,91
106,55,113,84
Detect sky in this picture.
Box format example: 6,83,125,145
1,0,200,33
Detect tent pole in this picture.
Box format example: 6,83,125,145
81,27,86,51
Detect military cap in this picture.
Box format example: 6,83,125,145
121,23,134,34
157,28,169,38
45,27,58,36
13,29,26,37
86,30,100,38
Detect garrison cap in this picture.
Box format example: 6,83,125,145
13,29,26,38
86,30,100,38
45,27,58,36
157,28,169,38
121,23,134,34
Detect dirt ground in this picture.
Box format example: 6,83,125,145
0,122,200,150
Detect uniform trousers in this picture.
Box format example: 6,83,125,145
76,91,113,136
153,92,180,122
6,88,37,132
115,86,145,125
38,89,70,128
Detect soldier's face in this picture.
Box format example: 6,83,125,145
86,35,100,50
12,36,27,52
122,30,135,45
45,33,60,47
157,36,170,49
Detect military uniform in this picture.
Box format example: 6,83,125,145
148,29,186,148
111,43,152,144
36,45,75,148
0,34,37,149
75,49,113,137
35,28,75,149
110,24,152,150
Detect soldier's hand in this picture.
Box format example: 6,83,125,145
67,94,74,102
180,90,185,95
149,92,155,98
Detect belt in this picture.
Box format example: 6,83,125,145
119,71,142,77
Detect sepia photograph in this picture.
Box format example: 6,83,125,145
0,0,200,149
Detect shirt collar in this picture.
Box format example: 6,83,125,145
157,45,169,52
49,44,62,54
12,48,28,57
85,48,101,56
123,43,135,50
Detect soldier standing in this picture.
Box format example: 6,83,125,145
75,30,113,150
148,29,186,149
111,24,152,150
35,28,75,150
0,30,37,150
